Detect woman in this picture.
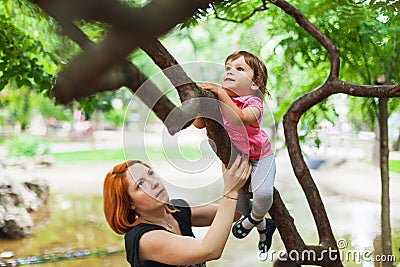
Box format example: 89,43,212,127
103,155,251,267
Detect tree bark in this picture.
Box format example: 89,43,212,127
33,0,214,104
378,97,393,267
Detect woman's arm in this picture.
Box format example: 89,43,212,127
191,203,242,227
139,156,251,265
199,82,260,126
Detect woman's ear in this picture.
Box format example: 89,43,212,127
130,203,136,210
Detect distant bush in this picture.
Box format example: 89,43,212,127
103,109,125,128
5,134,49,158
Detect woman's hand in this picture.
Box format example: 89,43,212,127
198,82,222,97
223,155,251,195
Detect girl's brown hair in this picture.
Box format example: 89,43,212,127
225,51,270,99
103,160,176,235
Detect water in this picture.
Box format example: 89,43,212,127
0,194,128,267
1,192,399,266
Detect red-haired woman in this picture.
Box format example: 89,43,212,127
103,155,250,267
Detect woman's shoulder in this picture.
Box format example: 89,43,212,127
170,199,192,222
125,223,164,240
171,198,190,208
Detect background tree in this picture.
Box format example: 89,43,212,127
204,2,399,264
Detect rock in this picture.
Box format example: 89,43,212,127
1,206,33,239
34,155,54,167
24,179,49,206
0,205,6,228
0,175,49,239
0,251,14,259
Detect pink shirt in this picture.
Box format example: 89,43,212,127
222,95,273,160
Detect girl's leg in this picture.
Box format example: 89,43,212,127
236,188,252,216
250,155,276,254
251,155,276,217
232,156,276,239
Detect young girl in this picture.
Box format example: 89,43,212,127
193,51,276,259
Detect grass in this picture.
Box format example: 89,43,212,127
52,146,214,163
53,149,125,163
389,159,400,174
360,159,400,174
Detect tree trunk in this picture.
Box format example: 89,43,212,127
20,88,31,131
372,118,380,166
378,97,393,267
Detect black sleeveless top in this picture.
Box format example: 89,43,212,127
124,199,206,267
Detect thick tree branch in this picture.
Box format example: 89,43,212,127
269,1,400,265
269,189,305,251
140,40,203,101
283,78,399,266
34,5,199,135
33,0,213,104
140,39,233,162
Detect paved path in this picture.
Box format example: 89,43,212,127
3,130,399,204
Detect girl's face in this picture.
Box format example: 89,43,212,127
126,163,169,212
221,56,258,97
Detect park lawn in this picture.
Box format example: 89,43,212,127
53,146,210,163
53,149,125,163
389,159,400,174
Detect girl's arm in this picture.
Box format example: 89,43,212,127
139,156,251,265
199,82,260,126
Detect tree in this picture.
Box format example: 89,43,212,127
207,1,399,264
249,2,399,264
3,0,400,266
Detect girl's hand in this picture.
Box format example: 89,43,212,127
223,155,251,195
198,82,222,96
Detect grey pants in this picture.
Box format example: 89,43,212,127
236,154,276,217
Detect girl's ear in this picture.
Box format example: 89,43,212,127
130,203,136,210
251,82,259,91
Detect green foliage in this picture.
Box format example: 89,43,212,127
0,1,56,93
76,88,133,116
1,0,398,141
348,97,377,131
248,0,399,133
103,108,125,128
0,87,32,130
0,86,72,130
0,0,123,123
31,93,72,121
5,134,49,158
299,98,339,147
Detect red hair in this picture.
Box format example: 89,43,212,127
103,160,176,235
